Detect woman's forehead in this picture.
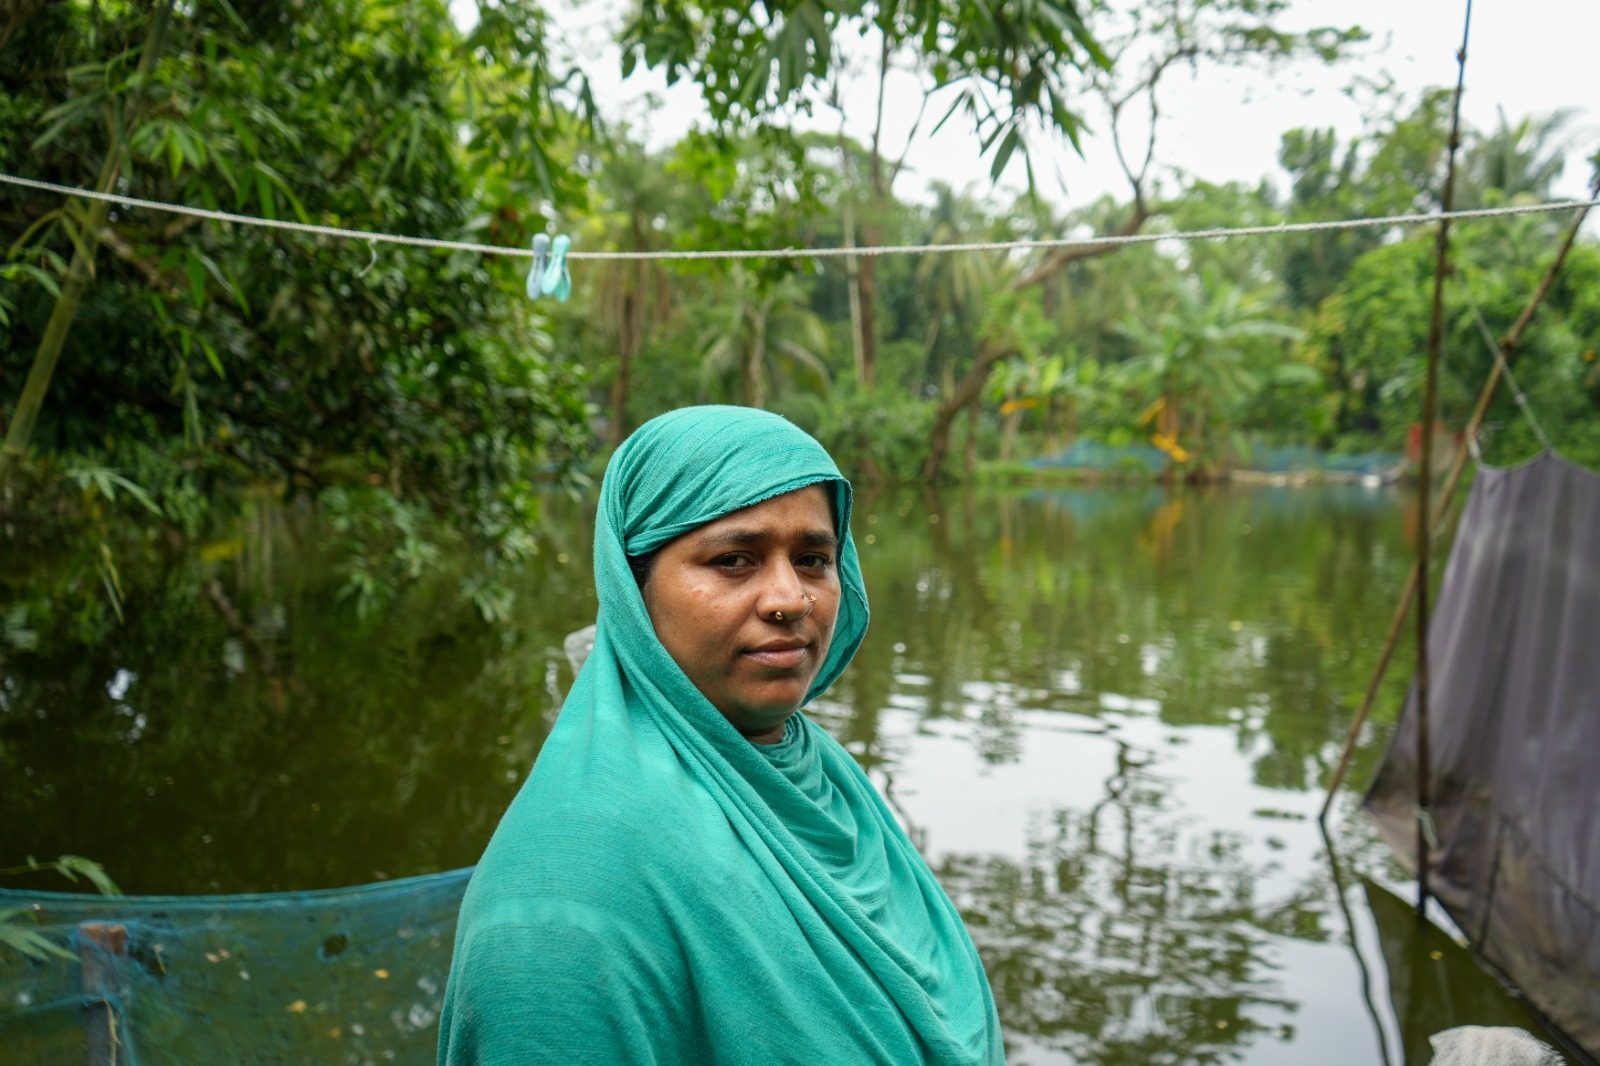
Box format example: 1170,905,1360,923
683,485,836,544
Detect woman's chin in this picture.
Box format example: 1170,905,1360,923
727,695,806,739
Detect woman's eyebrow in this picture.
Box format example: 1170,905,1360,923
698,529,838,549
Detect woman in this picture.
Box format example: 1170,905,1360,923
438,406,1002,1064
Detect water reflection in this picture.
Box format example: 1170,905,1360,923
814,483,1528,1063
0,494,598,893
1,482,1547,1062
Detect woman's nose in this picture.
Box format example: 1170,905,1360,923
759,561,810,620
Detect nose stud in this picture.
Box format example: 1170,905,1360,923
772,594,817,624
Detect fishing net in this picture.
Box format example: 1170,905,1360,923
1029,439,1173,472
0,868,469,1065
1029,438,1402,477
1365,451,1600,1061
1240,443,1402,478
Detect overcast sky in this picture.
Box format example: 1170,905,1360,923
468,0,1599,211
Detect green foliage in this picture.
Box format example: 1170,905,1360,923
0,908,74,963
2,0,1594,558
1459,108,1581,208
777,382,934,482
1276,91,1457,314
697,269,830,408
1310,216,1600,467
1110,275,1305,467
1,0,594,612
564,92,1596,484
620,0,1107,170
1,855,121,961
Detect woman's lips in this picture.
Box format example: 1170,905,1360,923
744,644,810,669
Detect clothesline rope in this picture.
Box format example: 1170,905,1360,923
2,171,1596,262
3,170,1600,264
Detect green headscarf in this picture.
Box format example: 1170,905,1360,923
438,406,1003,1065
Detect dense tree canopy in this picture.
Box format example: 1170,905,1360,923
1,0,1596,612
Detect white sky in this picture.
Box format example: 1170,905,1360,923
466,0,1599,210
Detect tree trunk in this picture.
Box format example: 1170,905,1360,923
923,406,957,485
1159,390,1179,440
746,309,768,409
852,35,898,391
923,340,1011,482
1001,405,1021,462
608,256,647,447
837,137,869,387
0,0,175,480
962,393,979,476
609,295,635,448
855,252,879,388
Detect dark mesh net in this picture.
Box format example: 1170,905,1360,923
1,869,469,1064
1365,452,1600,1060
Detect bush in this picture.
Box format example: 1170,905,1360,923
775,384,935,483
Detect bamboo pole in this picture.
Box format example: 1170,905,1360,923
1316,181,1597,826
0,1,174,483
1413,0,1476,916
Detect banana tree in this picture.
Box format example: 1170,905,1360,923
698,269,830,409
1113,277,1303,469
991,348,1102,461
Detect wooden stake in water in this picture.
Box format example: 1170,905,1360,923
1415,0,1475,918
79,922,128,1066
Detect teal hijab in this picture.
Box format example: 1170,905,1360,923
438,406,1003,1065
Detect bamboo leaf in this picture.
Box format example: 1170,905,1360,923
97,543,126,624
0,914,75,963
200,337,226,380
7,208,65,258
211,153,240,196
186,251,207,308
990,127,1021,181
33,93,100,152
257,163,309,222
54,855,123,897
254,167,276,220
228,111,259,158
56,215,98,273
208,0,250,33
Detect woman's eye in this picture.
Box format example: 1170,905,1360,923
798,554,834,571
712,554,752,570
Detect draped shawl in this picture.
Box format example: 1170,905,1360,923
438,406,1003,1064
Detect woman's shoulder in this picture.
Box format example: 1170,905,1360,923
461,745,739,915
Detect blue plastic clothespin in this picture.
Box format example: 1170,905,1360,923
526,234,551,300
539,234,572,302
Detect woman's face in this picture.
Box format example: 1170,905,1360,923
642,485,841,743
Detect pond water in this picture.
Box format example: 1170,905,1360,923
1,483,1555,1063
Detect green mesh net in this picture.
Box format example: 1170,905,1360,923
1,869,469,1064
1029,438,1402,476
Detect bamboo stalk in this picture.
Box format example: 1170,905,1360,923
1316,181,1596,825
1413,0,1475,917
0,1,174,483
